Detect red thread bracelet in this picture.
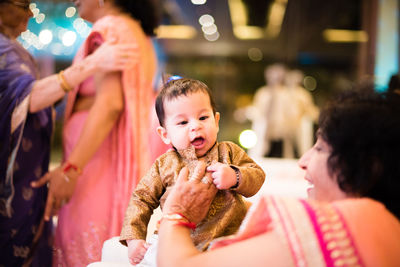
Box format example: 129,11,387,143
156,213,196,231
63,162,82,175
175,220,196,230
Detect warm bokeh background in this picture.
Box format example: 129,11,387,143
21,0,399,161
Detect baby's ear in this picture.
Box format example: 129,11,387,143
156,126,171,145
215,112,220,131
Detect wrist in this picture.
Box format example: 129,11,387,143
229,165,240,189
63,161,82,174
62,162,82,182
157,213,196,231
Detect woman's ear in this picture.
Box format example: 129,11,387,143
157,126,171,145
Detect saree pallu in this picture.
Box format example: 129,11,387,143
54,15,159,266
211,196,400,267
0,33,53,266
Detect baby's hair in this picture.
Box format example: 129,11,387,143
155,78,217,127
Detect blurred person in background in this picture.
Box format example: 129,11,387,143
248,63,299,158
32,0,162,265
0,0,138,265
284,69,319,156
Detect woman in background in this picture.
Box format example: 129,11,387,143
33,0,162,265
0,0,137,266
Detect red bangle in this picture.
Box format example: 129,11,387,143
156,213,196,231
175,221,196,230
63,162,82,175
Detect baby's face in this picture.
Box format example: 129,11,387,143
160,91,220,157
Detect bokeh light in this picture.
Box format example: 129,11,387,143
39,29,53,45
248,47,263,61
199,14,214,27
303,76,317,91
191,0,206,5
239,130,257,149
62,31,77,47
65,7,76,18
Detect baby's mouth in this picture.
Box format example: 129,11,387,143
191,137,205,148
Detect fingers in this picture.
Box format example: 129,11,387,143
52,198,68,216
31,173,51,188
190,161,207,182
176,167,189,184
206,162,221,172
130,244,148,265
200,175,214,187
43,193,54,221
112,44,140,70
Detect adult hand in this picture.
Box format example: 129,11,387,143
207,162,237,189
31,166,79,220
163,161,218,224
89,39,140,72
127,239,149,265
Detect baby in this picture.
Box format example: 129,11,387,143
120,78,265,266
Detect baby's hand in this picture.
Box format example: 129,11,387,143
127,239,149,265
207,162,237,190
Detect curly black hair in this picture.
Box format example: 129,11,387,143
114,0,161,36
155,78,217,127
319,90,400,218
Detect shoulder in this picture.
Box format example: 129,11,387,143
218,141,246,157
218,141,242,151
92,15,145,43
151,150,184,183
154,150,182,170
332,198,396,221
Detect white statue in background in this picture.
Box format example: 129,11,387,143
248,64,296,158
285,69,319,156
247,65,319,159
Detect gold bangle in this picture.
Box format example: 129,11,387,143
57,70,73,92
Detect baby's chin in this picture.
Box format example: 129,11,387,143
195,150,207,158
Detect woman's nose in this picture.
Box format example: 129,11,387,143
298,149,311,170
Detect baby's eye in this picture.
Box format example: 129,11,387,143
178,121,188,125
199,116,209,121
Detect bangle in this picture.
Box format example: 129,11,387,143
156,213,196,231
230,165,240,189
175,221,196,231
63,162,82,175
57,70,73,92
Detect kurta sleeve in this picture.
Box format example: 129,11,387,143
224,142,265,197
119,159,165,245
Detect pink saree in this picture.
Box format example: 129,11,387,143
211,196,400,267
53,15,162,266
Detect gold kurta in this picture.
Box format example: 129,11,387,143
120,141,265,250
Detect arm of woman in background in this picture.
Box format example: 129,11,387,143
29,40,137,112
157,163,291,267
32,69,125,220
